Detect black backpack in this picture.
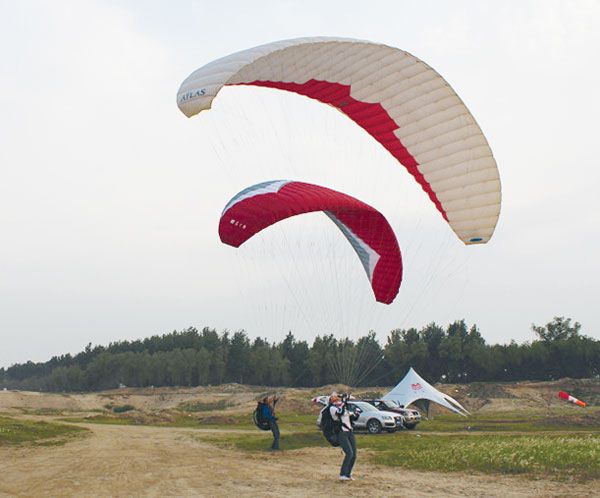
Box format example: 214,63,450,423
253,402,271,431
319,404,342,447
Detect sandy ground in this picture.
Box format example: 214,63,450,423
2,383,599,497
1,422,598,498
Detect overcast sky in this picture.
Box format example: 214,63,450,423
1,0,599,368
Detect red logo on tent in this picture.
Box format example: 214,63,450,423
411,383,422,390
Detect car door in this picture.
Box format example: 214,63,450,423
346,403,365,428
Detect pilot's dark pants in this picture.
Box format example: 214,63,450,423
269,419,280,449
338,431,356,476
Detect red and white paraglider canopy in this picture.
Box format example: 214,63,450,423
178,37,501,245
219,180,402,304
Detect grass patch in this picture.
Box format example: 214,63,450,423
365,433,600,480
0,416,86,446
418,409,600,433
64,412,206,427
112,404,135,413
60,411,318,432
196,412,317,432
57,409,600,438
178,400,233,412
196,419,600,480
61,416,136,426
60,413,254,429
103,403,136,413
15,407,79,416
201,430,324,451
270,413,316,430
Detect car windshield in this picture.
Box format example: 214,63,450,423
351,401,377,412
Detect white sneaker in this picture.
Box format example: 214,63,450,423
339,475,351,481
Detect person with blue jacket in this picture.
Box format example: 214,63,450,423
260,395,280,450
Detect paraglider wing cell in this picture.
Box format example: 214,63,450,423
179,37,501,245
219,180,402,304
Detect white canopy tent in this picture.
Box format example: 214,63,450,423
383,367,469,417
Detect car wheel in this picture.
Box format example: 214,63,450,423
367,419,382,434
404,424,417,430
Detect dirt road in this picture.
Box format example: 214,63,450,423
1,422,598,497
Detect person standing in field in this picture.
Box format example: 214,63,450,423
329,392,357,481
261,395,280,450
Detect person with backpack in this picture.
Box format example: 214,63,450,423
259,395,280,450
253,399,270,431
328,392,357,481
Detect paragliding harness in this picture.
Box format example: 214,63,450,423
320,398,353,447
253,401,271,431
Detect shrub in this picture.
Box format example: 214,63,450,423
112,404,135,413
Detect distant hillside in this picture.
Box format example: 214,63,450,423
1,378,598,418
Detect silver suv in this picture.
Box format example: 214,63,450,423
317,400,403,434
362,399,422,430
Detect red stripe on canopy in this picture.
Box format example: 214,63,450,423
219,181,402,304
232,79,447,221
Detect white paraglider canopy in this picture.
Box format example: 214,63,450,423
383,367,469,417
177,37,501,246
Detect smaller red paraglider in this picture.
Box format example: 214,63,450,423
558,390,587,408
219,180,403,304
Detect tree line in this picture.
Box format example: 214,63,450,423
1,317,598,392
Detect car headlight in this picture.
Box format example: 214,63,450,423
382,415,392,420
